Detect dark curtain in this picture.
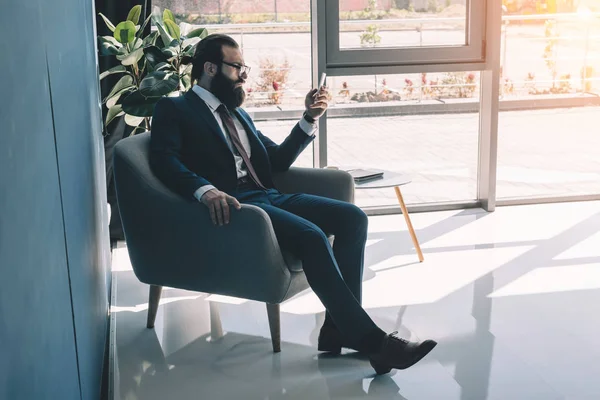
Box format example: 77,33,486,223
95,0,151,242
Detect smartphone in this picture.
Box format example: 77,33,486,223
318,72,327,88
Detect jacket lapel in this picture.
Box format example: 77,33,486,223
183,90,230,152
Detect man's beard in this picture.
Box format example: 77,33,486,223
210,69,245,109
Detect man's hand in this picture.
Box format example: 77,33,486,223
304,86,330,121
200,189,242,226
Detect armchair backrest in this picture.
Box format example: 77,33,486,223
113,132,187,282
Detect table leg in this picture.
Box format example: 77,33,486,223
394,186,424,262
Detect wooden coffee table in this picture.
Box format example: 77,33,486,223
352,169,424,262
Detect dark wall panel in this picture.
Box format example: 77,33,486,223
41,0,111,398
0,1,82,399
1,0,110,398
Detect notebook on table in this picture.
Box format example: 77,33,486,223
346,168,384,183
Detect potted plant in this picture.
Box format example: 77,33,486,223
98,5,208,134
97,5,207,242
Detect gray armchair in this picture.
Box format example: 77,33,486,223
113,132,354,352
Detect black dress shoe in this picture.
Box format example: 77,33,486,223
317,325,361,354
368,332,437,375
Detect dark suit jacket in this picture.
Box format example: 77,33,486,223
150,90,315,199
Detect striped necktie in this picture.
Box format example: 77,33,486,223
217,105,267,190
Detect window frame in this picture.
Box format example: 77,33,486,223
324,1,486,69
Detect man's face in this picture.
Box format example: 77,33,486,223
210,45,248,109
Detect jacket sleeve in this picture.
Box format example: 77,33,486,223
149,97,213,199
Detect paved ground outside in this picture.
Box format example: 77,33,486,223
255,105,600,207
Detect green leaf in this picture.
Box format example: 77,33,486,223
163,9,175,23
139,71,179,97
132,38,143,50
114,21,136,44
142,31,159,47
181,63,193,75
162,47,178,59
124,114,145,127
182,37,201,52
185,27,208,39
121,47,144,66
180,55,193,66
146,61,172,74
115,47,128,60
105,104,124,126
178,22,193,37
98,13,116,32
183,40,200,57
154,62,173,72
126,5,142,25
164,20,181,40
106,75,134,100
107,86,135,109
106,91,123,109
99,65,128,80
143,46,169,67
101,35,121,46
182,74,191,90
155,23,174,48
121,90,160,117
98,36,121,56
136,14,153,39
105,87,133,107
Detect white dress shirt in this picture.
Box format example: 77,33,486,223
191,85,317,201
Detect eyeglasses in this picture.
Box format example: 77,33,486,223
221,61,251,76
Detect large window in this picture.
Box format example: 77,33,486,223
338,0,468,49
497,107,600,199
324,0,485,68
497,10,600,200
326,71,480,207
317,0,486,208
149,0,600,209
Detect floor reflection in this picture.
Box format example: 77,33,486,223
112,202,600,400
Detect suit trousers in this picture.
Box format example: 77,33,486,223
233,185,379,345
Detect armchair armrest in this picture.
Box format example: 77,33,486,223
272,167,354,203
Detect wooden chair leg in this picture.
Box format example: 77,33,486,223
146,285,163,329
209,301,224,340
266,303,281,353
394,186,424,262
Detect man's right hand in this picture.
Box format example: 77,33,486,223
200,189,242,226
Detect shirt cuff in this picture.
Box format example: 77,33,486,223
299,115,318,136
193,185,216,202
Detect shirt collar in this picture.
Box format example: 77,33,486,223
192,85,222,113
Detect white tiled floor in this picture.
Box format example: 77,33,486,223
111,201,600,400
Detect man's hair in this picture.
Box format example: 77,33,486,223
191,34,239,83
